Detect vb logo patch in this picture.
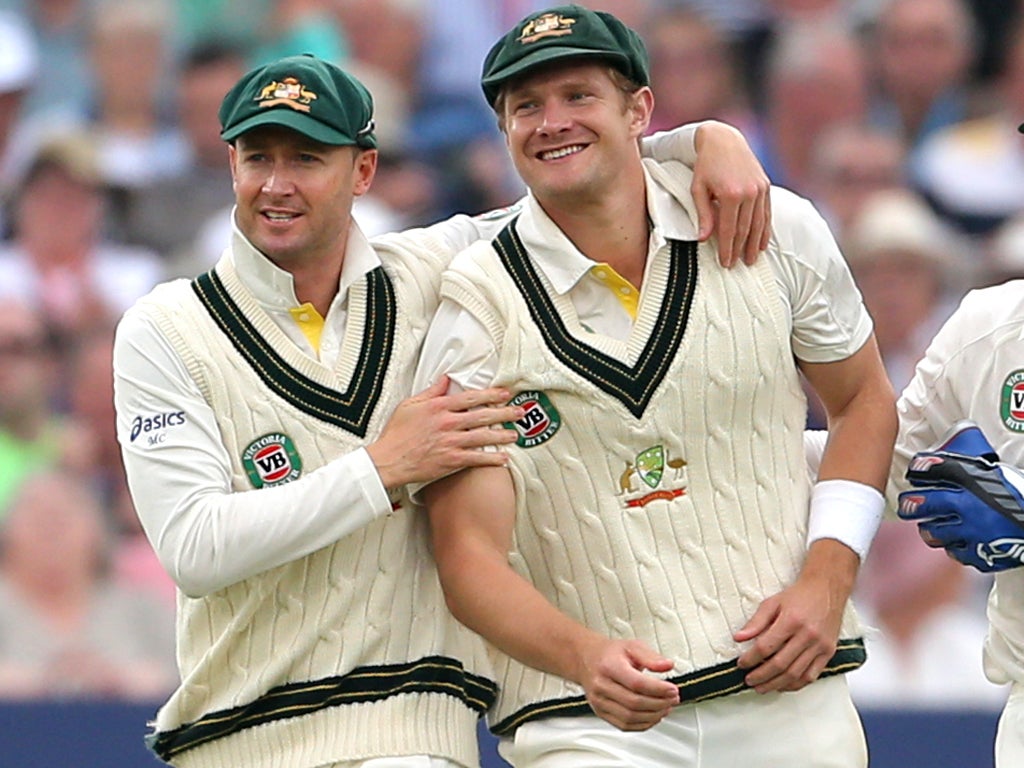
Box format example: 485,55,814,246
505,391,561,447
242,433,303,488
1001,369,1024,432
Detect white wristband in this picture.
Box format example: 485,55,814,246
807,479,885,561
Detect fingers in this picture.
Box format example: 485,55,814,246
733,599,776,649
715,202,739,269
410,375,451,401
589,695,674,731
444,385,514,410
625,642,677,675
707,187,770,269
735,601,836,693
691,181,715,243
584,639,679,731
588,673,677,731
745,190,771,265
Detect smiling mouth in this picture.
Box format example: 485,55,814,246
262,211,299,223
538,144,586,161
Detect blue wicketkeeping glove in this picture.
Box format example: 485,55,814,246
897,420,1024,572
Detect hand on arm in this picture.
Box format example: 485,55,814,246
366,376,523,489
691,121,771,267
737,337,896,692
424,465,679,730
642,120,771,267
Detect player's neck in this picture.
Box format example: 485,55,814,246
540,182,650,288
287,252,344,318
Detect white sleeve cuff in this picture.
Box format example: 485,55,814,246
640,122,700,165
807,479,885,561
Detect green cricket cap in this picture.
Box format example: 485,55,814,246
219,54,376,148
481,4,650,107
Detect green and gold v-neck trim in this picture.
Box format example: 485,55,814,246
191,265,396,437
494,219,698,418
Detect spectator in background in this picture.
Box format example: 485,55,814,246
848,519,1007,710
986,211,1024,285
108,478,177,609
11,0,93,127
248,0,349,68
760,21,870,193
0,468,177,700
172,0,271,54
86,0,186,193
0,299,94,517
910,15,1024,238
400,0,538,216
736,0,874,116
805,122,907,241
843,188,962,393
63,327,125,506
115,40,245,259
645,4,763,151
866,0,979,151
0,133,164,346
0,10,37,236
335,0,422,118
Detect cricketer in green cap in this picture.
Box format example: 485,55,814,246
480,4,650,108
219,53,376,148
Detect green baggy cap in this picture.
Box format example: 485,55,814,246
219,54,376,148
481,4,650,107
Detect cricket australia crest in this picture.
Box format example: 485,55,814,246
256,77,318,112
518,13,577,44
619,444,687,508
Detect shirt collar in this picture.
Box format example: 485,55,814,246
227,208,381,310
515,164,700,295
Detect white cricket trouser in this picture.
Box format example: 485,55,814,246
996,682,1024,768
327,757,462,768
499,675,866,768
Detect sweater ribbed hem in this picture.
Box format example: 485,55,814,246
171,693,481,768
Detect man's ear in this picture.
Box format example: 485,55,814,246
227,144,239,191
630,86,655,138
353,148,378,197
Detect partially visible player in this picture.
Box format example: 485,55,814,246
416,5,896,767
881,277,1024,766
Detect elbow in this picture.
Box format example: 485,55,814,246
163,553,225,599
155,502,235,598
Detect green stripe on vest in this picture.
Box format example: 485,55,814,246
150,655,499,760
192,267,396,437
494,219,697,418
489,637,867,737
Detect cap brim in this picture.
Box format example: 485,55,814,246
482,46,628,95
220,109,355,146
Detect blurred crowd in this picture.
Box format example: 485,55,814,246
0,0,1021,712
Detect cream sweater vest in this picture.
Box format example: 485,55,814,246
137,232,493,767
442,218,865,735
